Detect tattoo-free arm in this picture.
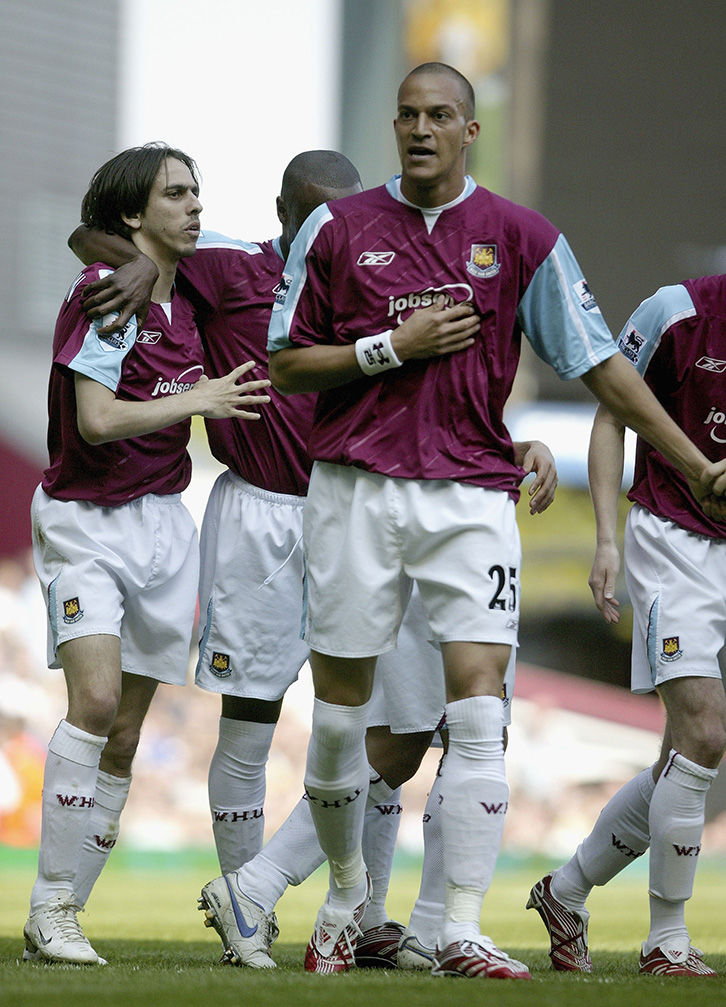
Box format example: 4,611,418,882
74,362,271,444
68,225,157,332
269,298,480,394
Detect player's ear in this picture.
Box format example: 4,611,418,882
463,118,480,149
276,195,287,228
121,212,142,232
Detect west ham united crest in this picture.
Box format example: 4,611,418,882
466,243,500,278
661,636,683,662
211,651,232,678
62,597,83,624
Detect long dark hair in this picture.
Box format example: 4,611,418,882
81,142,199,239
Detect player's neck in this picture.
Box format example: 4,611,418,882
150,266,176,303
400,172,467,209
130,236,178,302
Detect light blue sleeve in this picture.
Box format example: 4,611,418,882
516,233,617,380
68,312,138,392
267,204,333,353
615,284,695,376
196,229,262,254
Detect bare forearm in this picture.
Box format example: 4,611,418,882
581,353,707,484
269,345,363,393
588,404,625,545
269,299,480,394
75,365,269,444
69,225,146,269
78,387,211,443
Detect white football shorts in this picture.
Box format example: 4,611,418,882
625,503,726,694
303,463,521,656
194,470,448,732
195,471,309,701
31,485,198,684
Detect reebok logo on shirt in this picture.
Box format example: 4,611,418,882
357,251,396,265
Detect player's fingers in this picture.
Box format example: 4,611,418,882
710,470,726,497
232,409,264,420
97,307,135,334
236,379,271,394
83,292,126,319
234,388,271,400
227,360,259,380
439,337,476,355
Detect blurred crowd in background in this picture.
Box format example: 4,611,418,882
3,548,725,862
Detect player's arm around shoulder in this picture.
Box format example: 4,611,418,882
68,224,157,333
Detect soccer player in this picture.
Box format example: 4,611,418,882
267,62,726,979
24,143,270,965
527,276,726,977
71,151,557,970
66,150,450,967
197,436,555,971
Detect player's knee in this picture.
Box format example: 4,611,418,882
696,720,726,767
67,687,120,738
369,730,432,787
680,717,726,769
102,724,142,775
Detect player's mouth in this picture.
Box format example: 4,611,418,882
185,221,201,236
407,145,435,160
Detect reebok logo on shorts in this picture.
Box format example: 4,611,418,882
62,597,83,624
210,651,232,678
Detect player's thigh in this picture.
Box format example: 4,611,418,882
59,634,123,732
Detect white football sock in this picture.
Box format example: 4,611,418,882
304,698,369,910
233,793,326,911
360,772,401,930
552,765,655,910
439,696,507,947
408,754,444,947
30,720,106,911
73,770,131,907
208,717,275,874
644,750,716,954
234,766,393,913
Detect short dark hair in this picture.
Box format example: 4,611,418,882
281,150,361,202
403,62,476,120
80,142,199,240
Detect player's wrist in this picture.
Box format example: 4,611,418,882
354,331,403,375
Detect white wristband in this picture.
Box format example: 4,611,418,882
354,331,403,375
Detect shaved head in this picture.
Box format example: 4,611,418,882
281,150,361,203
401,62,476,120
277,150,362,257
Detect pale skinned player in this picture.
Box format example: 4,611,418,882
528,276,726,977
267,63,726,979
24,143,270,966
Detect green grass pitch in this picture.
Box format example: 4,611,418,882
2,847,725,1006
